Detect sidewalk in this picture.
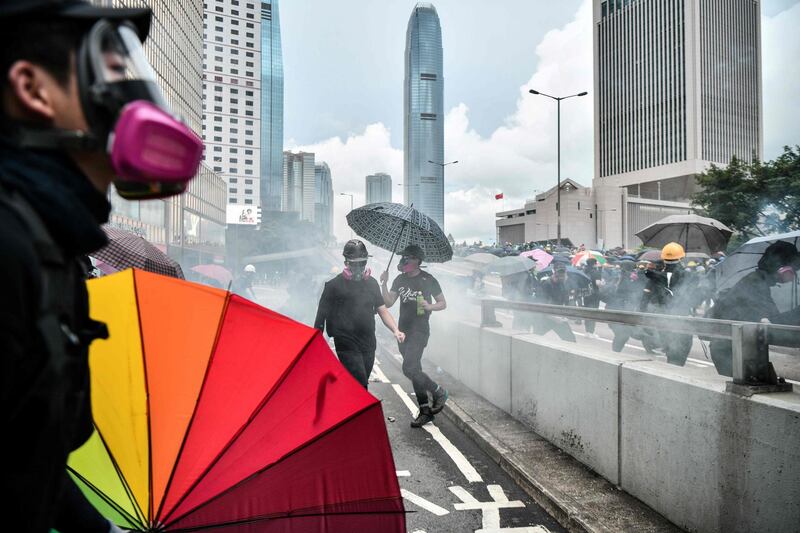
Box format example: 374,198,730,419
378,339,681,533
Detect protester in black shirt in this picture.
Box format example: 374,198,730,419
381,245,448,428
581,258,603,338
532,264,577,342
315,240,405,388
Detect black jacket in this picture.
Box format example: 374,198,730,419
0,141,110,533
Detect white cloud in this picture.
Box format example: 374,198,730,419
294,0,593,244
294,0,800,243
762,2,800,159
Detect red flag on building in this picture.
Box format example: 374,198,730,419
495,193,504,200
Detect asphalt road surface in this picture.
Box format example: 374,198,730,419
369,342,564,533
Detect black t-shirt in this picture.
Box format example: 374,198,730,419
391,271,443,333
314,274,385,351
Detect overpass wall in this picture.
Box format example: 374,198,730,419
426,319,800,533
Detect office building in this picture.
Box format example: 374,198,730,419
366,173,392,204
593,0,762,247
259,0,284,211
202,0,262,208
100,0,227,266
282,151,316,222
404,2,445,228
315,162,334,236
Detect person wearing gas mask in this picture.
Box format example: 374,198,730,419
315,240,405,389
0,3,202,532
380,245,448,428
639,243,693,365
708,241,799,376
532,263,577,342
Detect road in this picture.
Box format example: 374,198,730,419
369,342,564,533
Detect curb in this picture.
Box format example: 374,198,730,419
440,400,610,533
377,338,609,533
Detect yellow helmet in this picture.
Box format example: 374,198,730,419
661,242,686,262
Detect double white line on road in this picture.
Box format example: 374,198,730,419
391,383,484,483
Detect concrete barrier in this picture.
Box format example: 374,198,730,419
426,318,800,532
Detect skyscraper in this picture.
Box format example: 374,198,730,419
593,0,762,247
282,151,316,222
202,0,263,208
366,173,392,204
315,163,334,236
260,0,284,211
404,2,444,228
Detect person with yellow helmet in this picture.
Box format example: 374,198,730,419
638,242,693,365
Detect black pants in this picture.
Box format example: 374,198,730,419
533,315,576,342
583,296,600,334
399,330,438,407
336,348,375,389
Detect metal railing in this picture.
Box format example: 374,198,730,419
480,299,800,395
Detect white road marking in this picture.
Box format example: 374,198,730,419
396,470,411,477
401,489,450,516
450,485,527,531
392,384,483,483
370,364,391,383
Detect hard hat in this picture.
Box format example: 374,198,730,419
661,242,685,262
244,264,256,273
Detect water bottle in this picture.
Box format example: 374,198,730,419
416,295,425,316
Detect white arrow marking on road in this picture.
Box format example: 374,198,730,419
450,485,528,531
401,489,450,516
396,470,411,477
392,384,483,483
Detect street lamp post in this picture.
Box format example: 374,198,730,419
528,89,587,247
339,192,354,239
427,160,458,220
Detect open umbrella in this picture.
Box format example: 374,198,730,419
346,202,452,269
571,250,607,267
536,265,591,288
483,255,536,277
635,214,733,254
520,249,553,271
464,252,500,266
94,226,184,279
637,249,662,263
716,230,800,293
68,269,404,531
190,264,233,287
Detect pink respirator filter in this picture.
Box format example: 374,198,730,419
109,100,203,185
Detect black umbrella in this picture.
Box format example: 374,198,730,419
635,214,733,254
94,227,184,279
346,202,453,270
537,265,591,287
716,230,800,292
482,255,536,277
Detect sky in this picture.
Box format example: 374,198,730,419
280,0,800,243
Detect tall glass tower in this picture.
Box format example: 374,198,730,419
260,1,284,211
404,2,444,229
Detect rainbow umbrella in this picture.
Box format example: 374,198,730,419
68,269,405,531
571,250,606,267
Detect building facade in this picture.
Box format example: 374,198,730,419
202,0,262,208
366,173,392,204
314,162,334,236
404,2,445,229
593,0,762,248
259,0,284,211
282,151,316,222
100,0,227,265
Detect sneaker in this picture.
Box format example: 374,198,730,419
411,406,434,428
430,386,449,414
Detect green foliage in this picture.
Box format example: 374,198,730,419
692,146,800,243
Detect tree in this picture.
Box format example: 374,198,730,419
692,146,800,240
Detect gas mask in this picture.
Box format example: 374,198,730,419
398,256,419,273
17,20,203,199
343,261,371,281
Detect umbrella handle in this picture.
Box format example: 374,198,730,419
385,208,411,274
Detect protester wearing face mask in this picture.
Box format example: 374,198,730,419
532,264,577,342
380,245,448,428
315,240,405,389
708,241,799,377
0,2,203,531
